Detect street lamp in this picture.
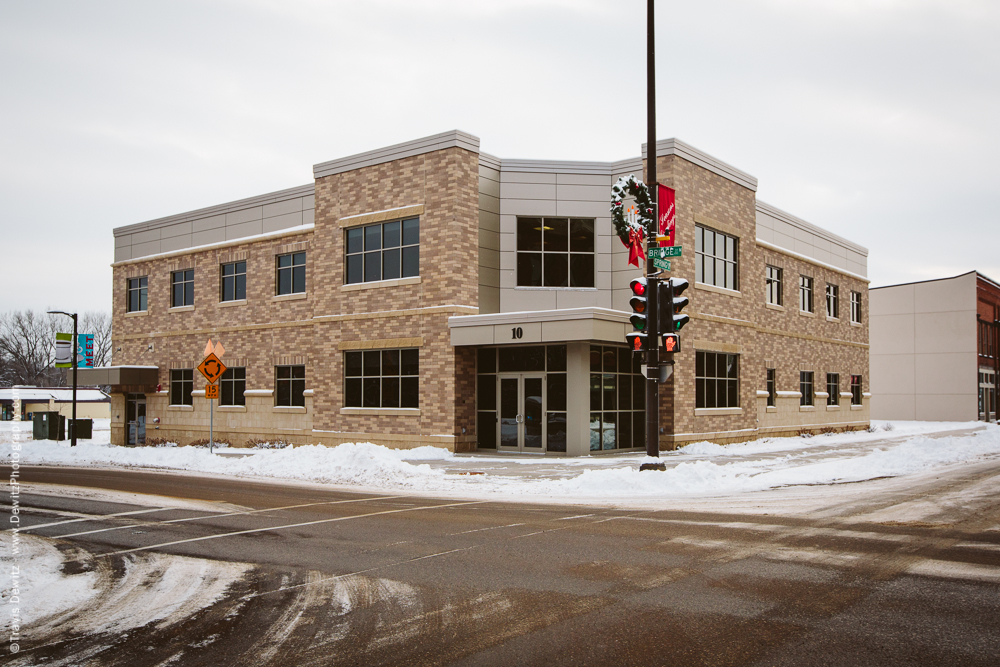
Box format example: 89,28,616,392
47,310,77,447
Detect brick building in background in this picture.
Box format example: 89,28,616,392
870,271,1000,422
83,131,870,454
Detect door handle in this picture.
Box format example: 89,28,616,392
516,414,524,424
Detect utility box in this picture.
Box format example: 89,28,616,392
32,412,65,441
69,419,93,440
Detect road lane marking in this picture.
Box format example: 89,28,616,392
513,526,571,539
55,495,402,539
103,500,491,557
448,523,526,536
14,506,177,531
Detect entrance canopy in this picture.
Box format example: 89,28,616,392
449,307,630,347
70,366,159,393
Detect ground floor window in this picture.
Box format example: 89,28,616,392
590,345,645,451
170,369,193,406
344,350,418,408
979,370,995,419
766,368,776,407
276,365,306,407
851,375,863,406
696,351,739,409
827,373,840,406
800,371,814,406
221,367,246,406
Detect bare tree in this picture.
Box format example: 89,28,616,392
79,311,113,367
0,309,113,388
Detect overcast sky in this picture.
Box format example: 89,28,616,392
2,0,997,315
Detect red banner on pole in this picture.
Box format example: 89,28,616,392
657,184,676,246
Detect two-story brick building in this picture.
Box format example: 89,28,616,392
92,130,870,454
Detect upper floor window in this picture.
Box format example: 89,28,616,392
696,351,740,409
766,368,776,407
826,284,840,319
799,276,814,313
220,261,246,302
346,218,419,285
827,372,840,406
516,217,595,287
344,349,419,408
275,365,305,407
850,375,862,405
800,371,814,406
220,367,246,406
127,277,148,313
766,265,783,306
695,225,738,291
171,270,194,308
170,368,193,406
276,252,306,295
851,290,863,324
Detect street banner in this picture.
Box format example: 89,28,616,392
55,332,72,368
77,333,94,368
657,183,676,245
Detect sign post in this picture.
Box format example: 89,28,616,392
197,345,227,454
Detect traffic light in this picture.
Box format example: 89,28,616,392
668,277,690,332
627,277,650,351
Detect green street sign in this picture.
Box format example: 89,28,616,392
647,245,682,260
652,258,671,271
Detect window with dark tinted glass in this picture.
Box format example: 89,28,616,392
220,367,246,406
170,368,193,406
827,372,840,406
695,351,740,409
220,262,246,302
800,371,814,406
127,277,147,313
276,252,306,295
516,217,595,287
171,270,194,308
275,365,305,407
589,345,645,451
345,218,419,284
767,368,776,407
851,375,862,405
695,225,738,291
344,349,418,408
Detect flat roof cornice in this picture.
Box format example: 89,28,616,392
313,130,481,179
757,200,868,256
643,138,758,192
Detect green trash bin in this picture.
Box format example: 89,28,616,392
32,412,65,440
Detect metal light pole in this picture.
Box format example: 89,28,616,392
645,0,660,458
47,310,78,446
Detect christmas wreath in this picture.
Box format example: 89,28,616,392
610,174,654,267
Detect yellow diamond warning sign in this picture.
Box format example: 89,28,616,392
198,352,227,384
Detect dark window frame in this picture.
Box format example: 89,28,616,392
695,225,739,291
826,283,840,319
766,368,776,407
276,252,306,295
220,261,247,302
851,290,863,324
171,269,194,308
800,275,814,313
695,351,740,409
343,349,419,409
220,367,246,407
766,265,782,306
800,371,814,406
850,374,862,406
127,276,148,313
827,372,840,406
275,365,306,407
169,368,193,406
515,217,596,288
345,218,420,285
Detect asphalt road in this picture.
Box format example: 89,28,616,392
4,464,1000,666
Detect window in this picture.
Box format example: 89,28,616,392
767,368,776,407
587,346,645,451
344,349,418,408
851,375,862,406
345,218,419,284
171,270,194,308
826,284,839,319
827,373,840,406
800,371,814,406
516,217,595,287
275,365,305,407
696,351,740,409
220,367,246,406
127,277,147,313
220,261,246,302
766,266,782,306
695,225,738,291
851,291,862,324
170,369,193,406
276,252,306,295
800,276,814,313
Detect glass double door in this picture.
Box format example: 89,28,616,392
498,374,545,452
126,393,146,446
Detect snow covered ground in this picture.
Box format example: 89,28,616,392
4,419,1000,505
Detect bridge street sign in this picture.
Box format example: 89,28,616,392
647,245,682,260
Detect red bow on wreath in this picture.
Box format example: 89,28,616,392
627,227,645,268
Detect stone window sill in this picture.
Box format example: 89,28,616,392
799,310,816,318
167,405,194,411
217,405,247,412
765,302,784,311
826,316,839,322
799,405,816,412
341,276,421,292
273,406,307,413
219,299,247,308
694,407,742,416
272,292,307,302
125,310,149,318
765,406,777,413
851,404,864,410
850,321,863,328
695,283,742,298
826,405,841,411
340,407,421,417
169,305,195,313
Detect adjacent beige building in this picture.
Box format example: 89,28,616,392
87,130,870,453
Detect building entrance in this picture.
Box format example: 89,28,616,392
126,393,146,446
498,374,545,452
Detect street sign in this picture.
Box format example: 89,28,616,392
652,258,671,271
647,246,682,259
204,384,219,399
197,353,227,384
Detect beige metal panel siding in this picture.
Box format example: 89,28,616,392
115,234,132,248
131,240,160,258
114,246,132,262
192,227,227,246
556,173,610,186
160,234,194,253
132,228,161,244
555,184,611,201
263,211,304,234
500,182,556,200
263,198,303,218
500,199,557,216
225,219,264,241
160,221,193,239
478,175,500,199
192,214,227,233
499,171,556,184
226,206,263,225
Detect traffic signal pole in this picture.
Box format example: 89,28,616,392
645,0,660,458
